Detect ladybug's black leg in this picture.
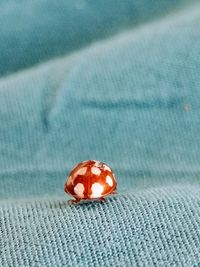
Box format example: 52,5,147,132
68,199,81,205
112,191,117,195
99,197,106,202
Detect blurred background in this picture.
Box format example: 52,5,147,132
0,0,199,199
0,0,193,76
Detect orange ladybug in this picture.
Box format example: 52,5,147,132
64,160,117,204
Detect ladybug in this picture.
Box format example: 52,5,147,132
64,160,117,204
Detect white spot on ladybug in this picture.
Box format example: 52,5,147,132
106,175,113,187
74,183,85,198
81,160,89,164
91,167,101,176
75,167,87,176
94,161,101,167
91,183,104,198
103,165,111,172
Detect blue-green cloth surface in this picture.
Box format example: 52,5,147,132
0,1,200,266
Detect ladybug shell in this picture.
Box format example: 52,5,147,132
64,160,117,200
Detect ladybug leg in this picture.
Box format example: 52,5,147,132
68,199,81,205
112,191,117,195
99,197,106,202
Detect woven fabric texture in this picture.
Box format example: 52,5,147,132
0,0,200,266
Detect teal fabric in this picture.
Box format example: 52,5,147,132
0,0,188,76
0,1,200,266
